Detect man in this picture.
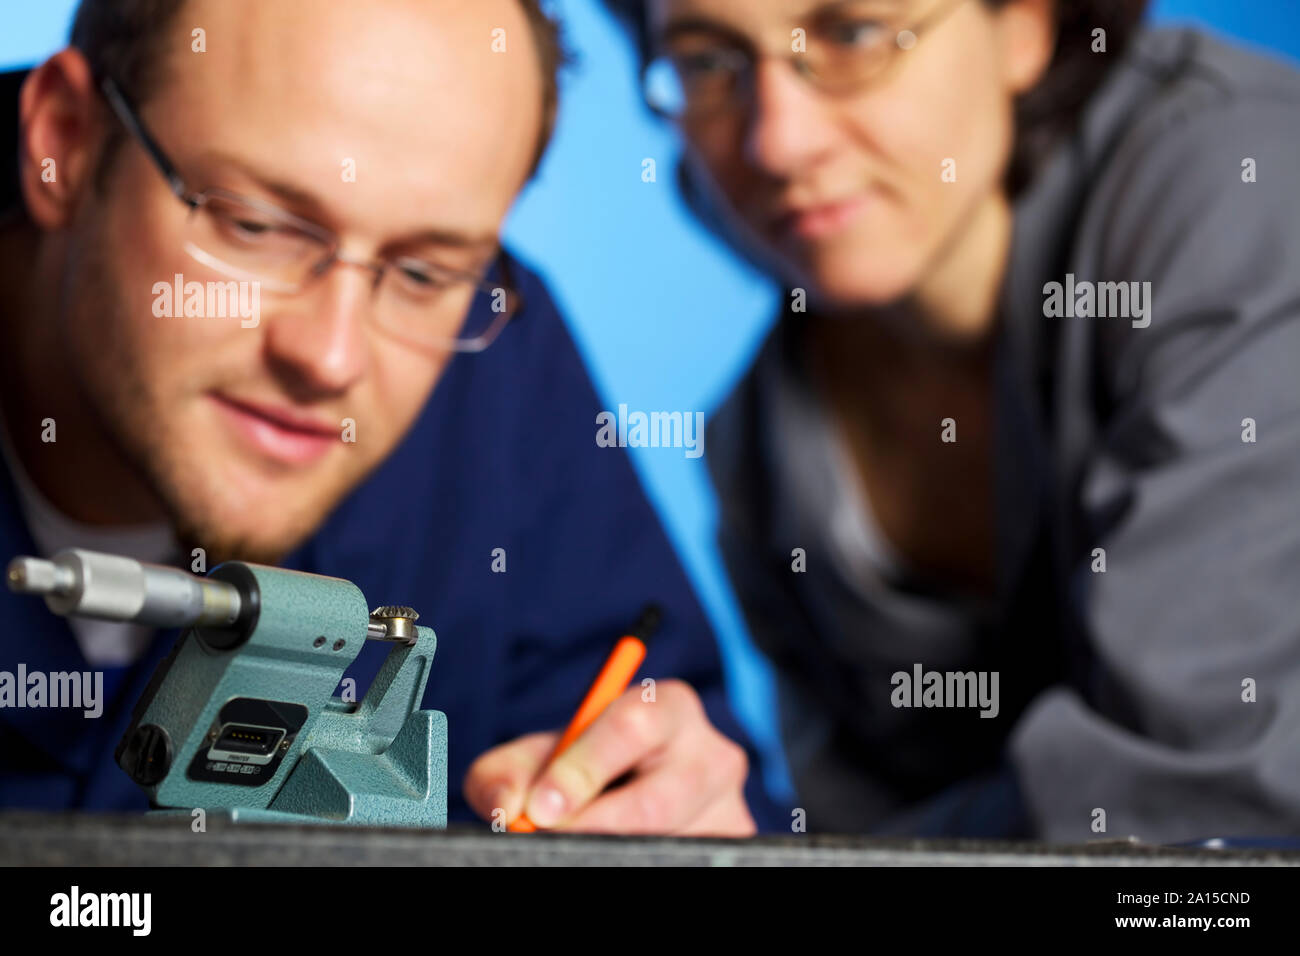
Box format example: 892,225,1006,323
0,0,783,834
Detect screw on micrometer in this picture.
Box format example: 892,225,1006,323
119,724,172,787
8,547,449,827
6,548,252,640
369,605,420,644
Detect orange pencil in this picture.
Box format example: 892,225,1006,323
509,605,660,832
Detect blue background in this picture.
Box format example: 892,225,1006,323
3,1,1298,802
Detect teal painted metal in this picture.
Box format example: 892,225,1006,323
132,562,447,828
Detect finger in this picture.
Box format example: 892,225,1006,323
560,728,750,835
463,731,559,823
558,755,715,834
676,791,757,838
522,682,692,828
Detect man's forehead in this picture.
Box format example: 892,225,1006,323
174,0,540,116
177,0,533,60
153,0,542,238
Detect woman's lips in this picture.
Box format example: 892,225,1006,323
775,194,871,241
210,394,337,466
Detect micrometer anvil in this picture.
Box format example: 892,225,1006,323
7,548,447,827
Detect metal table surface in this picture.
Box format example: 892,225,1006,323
3,812,1299,866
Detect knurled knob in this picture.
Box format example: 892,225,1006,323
370,605,419,643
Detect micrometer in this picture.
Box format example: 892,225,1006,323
7,548,447,827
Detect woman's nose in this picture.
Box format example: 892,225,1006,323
742,58,841,178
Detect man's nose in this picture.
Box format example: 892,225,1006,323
263,261,372,395
743,59,840,178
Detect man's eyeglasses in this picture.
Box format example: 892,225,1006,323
641,0,970,120
97,76,523,353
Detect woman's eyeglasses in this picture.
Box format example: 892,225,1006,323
642,0,970,119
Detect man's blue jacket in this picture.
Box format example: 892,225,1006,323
0,71,786,832
0,254,786,831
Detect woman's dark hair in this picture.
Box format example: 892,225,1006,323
604,0,1150,197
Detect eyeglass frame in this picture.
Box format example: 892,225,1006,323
95,74,525,353
640,0,972,120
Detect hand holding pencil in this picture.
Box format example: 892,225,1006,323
464,606,757,836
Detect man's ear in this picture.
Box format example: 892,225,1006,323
995,0,1056,95
18,48,106,230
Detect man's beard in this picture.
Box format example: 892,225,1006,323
62,229,347,569
170,511,307,569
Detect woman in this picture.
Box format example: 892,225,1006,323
607,0,1300,841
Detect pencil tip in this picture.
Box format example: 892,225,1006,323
633,603,662,642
